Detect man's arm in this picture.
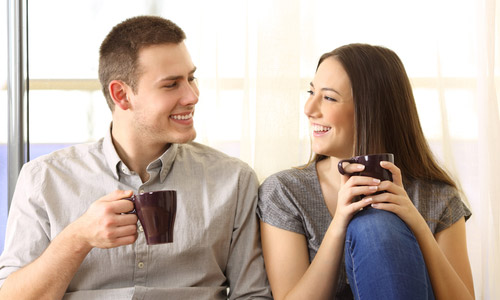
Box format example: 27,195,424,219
0,190,138,300
225,168,272,299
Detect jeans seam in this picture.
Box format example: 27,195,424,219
346,240,361,300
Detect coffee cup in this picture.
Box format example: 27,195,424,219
127,190,177,245
338,153,394,182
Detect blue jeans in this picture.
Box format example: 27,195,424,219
344,209,435,300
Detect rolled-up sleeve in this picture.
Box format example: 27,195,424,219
0,162,51,286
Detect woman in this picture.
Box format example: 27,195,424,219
258,44,474,300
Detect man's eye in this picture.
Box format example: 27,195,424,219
164,82,177,88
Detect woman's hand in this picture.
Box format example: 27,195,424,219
364,161,426,231
333,164,381,230
367,161,475,299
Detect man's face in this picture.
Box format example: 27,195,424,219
127,42,199,145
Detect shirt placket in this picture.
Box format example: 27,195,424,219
134,218,148,285
118,163,151,290
131,184,149,300
134,182,151,286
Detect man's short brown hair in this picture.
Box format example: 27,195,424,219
98,16,186,110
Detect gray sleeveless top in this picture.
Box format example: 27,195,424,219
257,161,471,299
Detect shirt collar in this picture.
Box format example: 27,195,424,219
102,123,179,182
158,143,178,183
102,124,122,180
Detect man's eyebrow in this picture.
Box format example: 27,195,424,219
157,67,197,82
309,82,342,96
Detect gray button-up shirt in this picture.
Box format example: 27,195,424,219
0,129,271,299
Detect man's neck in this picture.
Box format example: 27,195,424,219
111,125,170,183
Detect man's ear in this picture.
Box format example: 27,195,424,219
109,80,131,110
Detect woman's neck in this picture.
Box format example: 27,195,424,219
316,156,343,216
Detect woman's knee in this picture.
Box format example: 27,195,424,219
344,209,433,300
346,208,415,250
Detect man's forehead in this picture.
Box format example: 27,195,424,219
137,43,195,76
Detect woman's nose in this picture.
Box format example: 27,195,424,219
304,94,320,118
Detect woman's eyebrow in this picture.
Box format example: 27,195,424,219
310,82,342,96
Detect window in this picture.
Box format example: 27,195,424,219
1,2,8,252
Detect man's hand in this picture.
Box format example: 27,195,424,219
0,190,139,300
71,190,138,250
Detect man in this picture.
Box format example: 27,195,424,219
0,16,271,299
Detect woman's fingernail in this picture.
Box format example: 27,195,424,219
373,179,381,184
356,164,364,170
369,186,378,191
364,198,372,203
371,203,379,208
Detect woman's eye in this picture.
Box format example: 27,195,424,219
307,90,314,96
324,96,337,102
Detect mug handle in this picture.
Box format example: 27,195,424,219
124,195,137,214
337,159,356,175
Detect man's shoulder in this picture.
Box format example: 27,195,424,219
24,139,104,169
176,142,258,190
178,141,251,169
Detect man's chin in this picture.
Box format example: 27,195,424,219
169,131,196,144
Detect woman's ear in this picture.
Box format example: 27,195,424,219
109,80,131,110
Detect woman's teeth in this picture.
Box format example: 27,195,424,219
313,124,331,132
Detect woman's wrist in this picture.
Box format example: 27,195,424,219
327,216,348,240
407,213,432,239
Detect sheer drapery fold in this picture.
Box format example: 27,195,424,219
193,1,499,298
1,0,498,298
473,0,500,297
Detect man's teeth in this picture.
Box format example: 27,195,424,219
171,113,193,120
313,125,331,132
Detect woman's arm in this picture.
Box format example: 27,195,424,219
260,172,378,300
260,220,344,300
412,217,475,299
370,161,475,300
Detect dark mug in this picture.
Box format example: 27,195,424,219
127,190,177,245
337,153,394,182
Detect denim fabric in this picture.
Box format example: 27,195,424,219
344,209,435,300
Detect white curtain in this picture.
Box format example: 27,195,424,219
174,0,500,298
8,0,498,298
469,0,500,297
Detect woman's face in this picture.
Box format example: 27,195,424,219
304,57,355,159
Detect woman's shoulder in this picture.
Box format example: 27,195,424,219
260,163,316,191
257,163,319,234
406,178,471,233
406,178,460,200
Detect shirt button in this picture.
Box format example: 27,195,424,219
138,262,144,269
138,225,144,232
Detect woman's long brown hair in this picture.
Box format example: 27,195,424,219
311,43,456,188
